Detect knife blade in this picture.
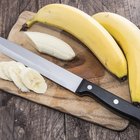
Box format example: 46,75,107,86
0,37,140,122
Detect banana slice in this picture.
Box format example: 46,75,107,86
20,68,47,94
8,62,29,92
2,61,17,81
0,62,10,80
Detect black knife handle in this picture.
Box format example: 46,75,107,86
76,79,140,122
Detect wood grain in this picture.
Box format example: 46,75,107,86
11,97,65,140
0,105,14,140
0,0,140,140
38,0,60,9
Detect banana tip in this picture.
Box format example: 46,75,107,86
120,75,127,81
133,102,140,107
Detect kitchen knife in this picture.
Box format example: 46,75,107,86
0,37,140,122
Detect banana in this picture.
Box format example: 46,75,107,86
20,68,47,94
0,62,11,80
93,12,140,103
1,61,17,81
24,31,75,60
8,62,29,92
21,4,127,79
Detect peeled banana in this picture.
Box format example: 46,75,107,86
93,12,140,103
8,62,29,92
21,4,127,79
20,68,47,94
24,31,75,60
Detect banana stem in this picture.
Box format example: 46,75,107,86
20,16,37,31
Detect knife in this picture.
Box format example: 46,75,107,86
0,37,140,122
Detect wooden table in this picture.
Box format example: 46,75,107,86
0,0,140,140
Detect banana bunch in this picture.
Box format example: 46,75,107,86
0,61,47,94
21,4,127,79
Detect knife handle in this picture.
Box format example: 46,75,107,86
76,79,140,122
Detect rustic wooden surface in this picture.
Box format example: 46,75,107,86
0,0,140,140
5,10,130,130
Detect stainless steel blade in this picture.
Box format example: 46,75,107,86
0,37,82,92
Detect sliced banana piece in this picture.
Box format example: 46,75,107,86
2,61,17,81
0,62,10,80
24,32,75,61
8,62,29,92
20,68,47,94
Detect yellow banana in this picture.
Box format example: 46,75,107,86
21,4,127,79
93,12,140,103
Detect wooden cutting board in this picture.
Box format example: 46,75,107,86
0,11,130,130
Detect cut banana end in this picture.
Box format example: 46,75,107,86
20,68,47,94
8,62,29,92
24,32,76,61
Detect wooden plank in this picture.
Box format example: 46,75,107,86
62,0,139,139
119,124,139,140
0,105,14,140
0,0,65,140
0,91,12,107
38,0,60,9
27,105,65,140
27,1,66,140
0,0,37,38
89,125,119,140
12,97,31,140
60,1,96,139
11,97,65,140
65,115,120,140
65,116,92,140
127,0,140,27
24,1,66,139
61,0,119,139
0,0,38,139
61,0,79,7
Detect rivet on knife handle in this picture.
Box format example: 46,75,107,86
76,79,140,122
